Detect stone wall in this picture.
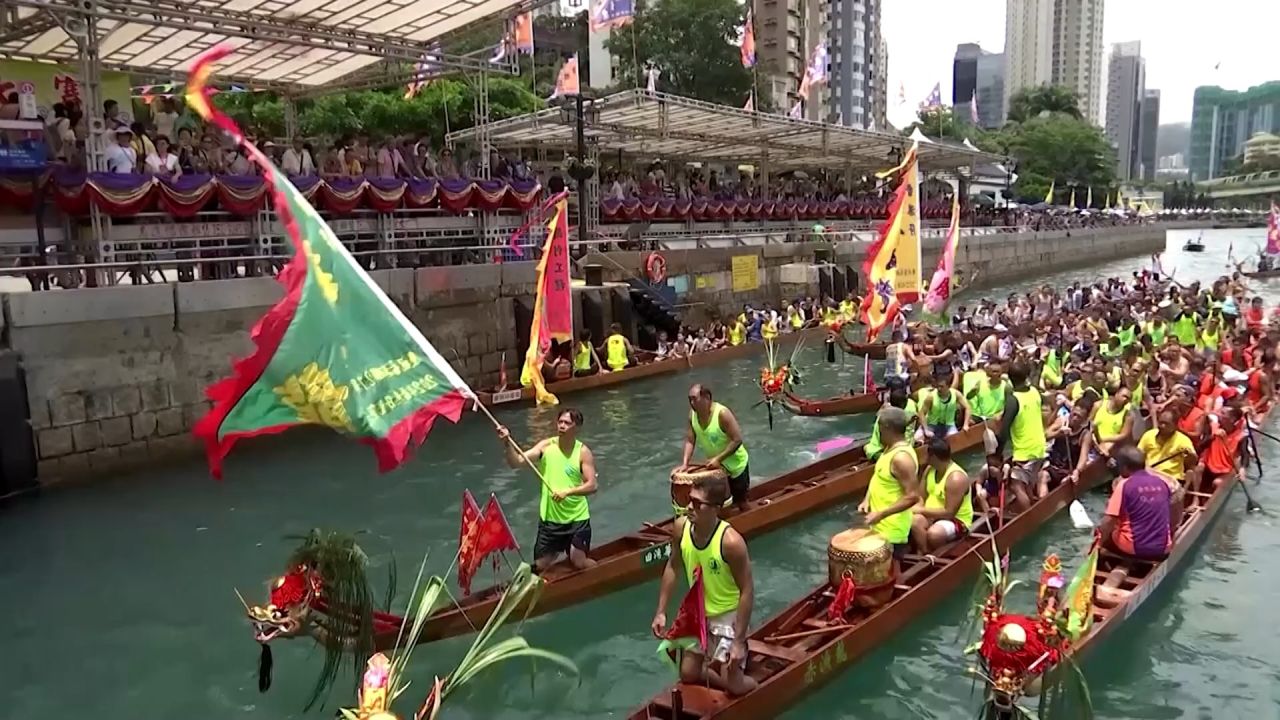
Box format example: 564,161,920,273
0,224,1170,486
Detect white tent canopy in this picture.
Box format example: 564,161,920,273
0,0,534,90
447,89,1002,172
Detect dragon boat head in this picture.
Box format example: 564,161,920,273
246,564,323,643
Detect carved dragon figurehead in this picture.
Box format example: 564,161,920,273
247,563,324,643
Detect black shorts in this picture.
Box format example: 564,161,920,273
534,519,592,559
728,464,751,504
892,542,909,560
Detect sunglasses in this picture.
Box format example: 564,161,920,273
688,496,716,510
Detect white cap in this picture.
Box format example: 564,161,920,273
994,323,1008,332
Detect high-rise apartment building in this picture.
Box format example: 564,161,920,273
1139,89,1160,181
1105,42,1144,180
827,0,884,129
1189,81,1280,180
952,43,1005,129
1004,0,1104,125
756,0,825,120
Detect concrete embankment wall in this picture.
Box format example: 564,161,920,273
0,224,1168,487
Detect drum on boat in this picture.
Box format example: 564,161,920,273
827,528,895,608
670,465,727,514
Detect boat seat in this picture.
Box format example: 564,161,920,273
747,639,808,663
653,684,729,714
1100,547,1163,566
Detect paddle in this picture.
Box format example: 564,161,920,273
1063,419,1093,529
814,434,870,455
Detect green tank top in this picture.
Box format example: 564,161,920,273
925,388,959,426
539,439,589,523
1146,321,1167,346
1199,328,1219,351
964,372,1006,419
573,342,592,371
728,323,745,346
691,403,749,478
1173,316,1198,346
606,335,629,370
1010,388,1046,462
924,461,973,528
865,399,917,458
790,311,804,329
868,441,916,544
680,520,740,617
1117,325,1136,348
1094,402,1128,439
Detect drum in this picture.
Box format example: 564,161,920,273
670,465,727,513
827,529,895,608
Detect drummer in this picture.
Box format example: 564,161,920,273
497,408,599,572
650,475,757,696
856,407,922,560
910,437,974,551
678,384,752,511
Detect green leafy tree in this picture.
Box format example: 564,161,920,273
1001,114,1115,201
1006,85,1082,123
605,0,753,105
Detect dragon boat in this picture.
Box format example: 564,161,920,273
968,427,1266,719
474,326,839,406
779,389,881,417
244,424,988,655
626,441,1118,719
1242,268,1280,279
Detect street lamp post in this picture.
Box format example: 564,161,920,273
561,95,597,250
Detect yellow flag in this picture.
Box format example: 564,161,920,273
1044,181,1055,204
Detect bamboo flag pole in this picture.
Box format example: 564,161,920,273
471,393,557,494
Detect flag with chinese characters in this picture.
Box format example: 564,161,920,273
550,55,580,99
458,490,521,595
860,144,920,338
187,47,473,478
923,193,961,315
1267,202,1280,255
1064,535,1100,640
877,142,921,303
740,10,756,68
590,0,634,32
520,198,573,405
656,567,707,668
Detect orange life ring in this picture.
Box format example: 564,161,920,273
646,252,668,283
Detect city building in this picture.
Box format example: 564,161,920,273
756,0,824,120
1139,89,1160,181
952,43,1005,128
1189,81,1280,180
1104,42,1143,180
826,0,883,129
1243,132,1280,165
1003,0,1105,125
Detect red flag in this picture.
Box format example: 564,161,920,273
478,493,521,558
657,568,707,664
457,490,485,595
863,355,876,394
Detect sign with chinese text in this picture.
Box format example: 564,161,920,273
731,254,759,292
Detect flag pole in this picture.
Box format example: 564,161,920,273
471,392,556,492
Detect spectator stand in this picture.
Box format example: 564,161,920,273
0,0,552,287
445,89,1003,250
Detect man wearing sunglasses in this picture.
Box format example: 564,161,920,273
650,476,757,697
677,384,751,511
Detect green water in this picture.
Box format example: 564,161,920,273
3,228,1278,719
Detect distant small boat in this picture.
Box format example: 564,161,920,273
1183,239,1205,252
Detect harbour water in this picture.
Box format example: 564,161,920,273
2,228,1277,719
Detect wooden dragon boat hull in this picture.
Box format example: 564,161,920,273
779,390,881,417
626,447,1117,720
1243,269,1280,279
474,327,830,407
363,423,989,649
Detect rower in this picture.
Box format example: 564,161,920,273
786,302,805,333
910,437,974,551
855,407,922,560
761,311,780,342
1102,445,1175,560
497,409,598,572
1089,386,1134,456
917,370,972,439
866,387,918,460
997,361,1048,509
573,330,603,377
1196,406,1247,490
963,361,1007,423
884,330,918,384
650,475,756,696
727,315,747,346
605,323,634,372
1138,410,1198,489
679,384,751,511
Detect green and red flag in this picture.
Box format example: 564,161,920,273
656,568,707,668
187,47,474,478
1064,532,1100,640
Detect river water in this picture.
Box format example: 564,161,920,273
2,228,1277,720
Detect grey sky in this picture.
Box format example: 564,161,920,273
883,0,1280,129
